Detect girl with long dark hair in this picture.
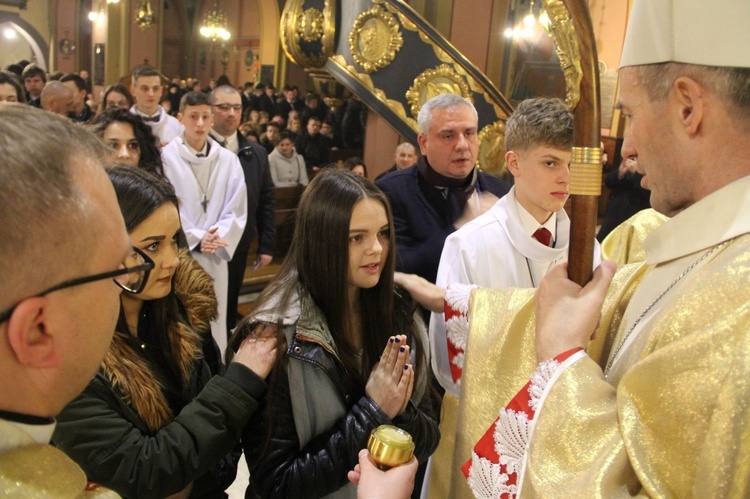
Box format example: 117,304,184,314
92,108,165,176
53,167,276,498
236,168,439,498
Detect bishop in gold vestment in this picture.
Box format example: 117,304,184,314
454,0,750,496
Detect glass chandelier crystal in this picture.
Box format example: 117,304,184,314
200,1,230,42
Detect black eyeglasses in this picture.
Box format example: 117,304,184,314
0,247,154,324
213,104,243,112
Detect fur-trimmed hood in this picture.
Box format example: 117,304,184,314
100,251,218,432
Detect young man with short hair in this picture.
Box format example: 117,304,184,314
21,63,45,108
161,91,247,355
209,85,276,335
60,73,94,123
130,65,182,145
431,97,602,396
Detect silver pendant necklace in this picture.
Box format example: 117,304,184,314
187,158,214,213
604,239,732,380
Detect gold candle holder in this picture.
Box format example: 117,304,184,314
367,425,415,470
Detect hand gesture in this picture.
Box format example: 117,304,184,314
365,335,414,419
200,227,229,254
233,324,278,379
534,260,617,363
347,449,418,499
455,191,499,229
393,272,445,313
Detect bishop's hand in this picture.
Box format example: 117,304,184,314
534,260,617,363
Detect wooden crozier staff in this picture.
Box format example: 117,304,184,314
546,0,602,284
447,3,604,497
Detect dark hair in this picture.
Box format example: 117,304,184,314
107,166,186,379
179,90,210,112
265,121,282,132
236,167,426,408
0,71,26,103
131,65,164,85
21,63,46,82
102,84,135,109
216,75,231,87
92,108,164,176
343,156,367,177
4,64,22,77
278,130,295,143
59,73,86,92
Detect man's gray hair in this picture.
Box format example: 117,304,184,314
0,105,110,305
417,93,477,134
637,63,750,128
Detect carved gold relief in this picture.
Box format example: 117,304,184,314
542,0,582,109
298,8,324,42
281,0,334,69
349,5,403,74
406,65,472,119
477,121,508,176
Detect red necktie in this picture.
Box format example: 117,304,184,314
533,227,552,247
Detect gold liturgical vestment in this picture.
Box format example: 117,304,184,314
0,419,117,498
450,177,750,497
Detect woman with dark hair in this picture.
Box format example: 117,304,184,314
102,83,134,110
0,70,26,103
53,166,277,499
343,156,368,178
93,108,165,176
237,168,439,498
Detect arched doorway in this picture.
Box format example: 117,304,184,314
0,12,48,70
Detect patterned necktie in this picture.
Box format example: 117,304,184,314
533,227,552,247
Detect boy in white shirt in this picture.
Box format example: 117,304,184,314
431,97,601,396
162,91,247,355
131,65,182,145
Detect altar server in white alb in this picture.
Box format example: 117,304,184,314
162,90,247,355
130,65,182,146
430,97,602,396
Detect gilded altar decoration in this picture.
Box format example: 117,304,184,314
281,0,335,69
348,5,403,74
298,8,325,43
406,65,472,119
542,0,582,109
477,121,507,176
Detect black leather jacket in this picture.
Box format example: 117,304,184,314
241,303,440,498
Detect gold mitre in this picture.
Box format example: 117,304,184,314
620,0,750,68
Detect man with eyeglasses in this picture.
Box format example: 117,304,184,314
209,85,276,336
0,105,145,494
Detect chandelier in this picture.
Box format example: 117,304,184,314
504,0,551,41
200,1,230,42
134,0,155,30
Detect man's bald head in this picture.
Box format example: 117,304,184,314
41,81,75,115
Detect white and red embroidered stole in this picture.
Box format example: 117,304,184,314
444,284,476,386
462,348,583,499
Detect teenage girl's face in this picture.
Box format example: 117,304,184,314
128,203,181,301
0,83,20,103
103,122,141,167
105,91,131,109
347,198,389,294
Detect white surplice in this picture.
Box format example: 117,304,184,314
430,186,601,397
162,135,247,355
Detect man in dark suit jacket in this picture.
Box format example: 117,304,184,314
210,86,276,333
377,94,510,284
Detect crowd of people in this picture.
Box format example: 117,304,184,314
2,1,749,497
